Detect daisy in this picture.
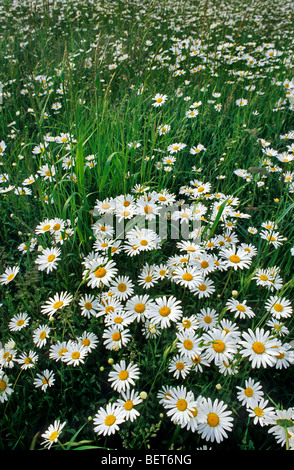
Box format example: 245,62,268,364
176,314,199,333
268,409,294,447
104,309,135,330
41,420,66,449
197,397,234,443
116,389,143,422
35,247,61,273
35,219,54,235
0,372,14,403
176,330,202,359
239,328,281,368
49,341,71,362
95,295,124,319
0,266,20,285
102,326,132,351
137,263,159,289
110,276,134,301
260,230,286,249
62,342,89,366
78,331,99,352
202,328,238,365
167,142,187,154
34,369,55,392
236,377,264,408
8,312,30,332
148,296,183,329
163,385,199,426
108,360,140,393
152,93,168,107
266,319,289,337
17,350,38,370
274,343,294,369
247,397,276,427
219,246,252,271
41,291,73,318
33,324,51,348
0,346,17,369
136,199,161,221
78,294,100,318
172,265,202,290
191,277,216,298
93,402,125,436
196,308,218,331
86,259,118,289
264,295,293,319
236,98,248,106
158,124,171,135
226,298,255,319
168,354,193,379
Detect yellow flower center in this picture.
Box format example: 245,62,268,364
204,316,212,324
95,267,106,278
252,341,265,354
201,261,209,269
47,254,56,262
254,407,264,418
53,300,63,309
260,274,268,281
49,431,59,442
244,387,253,397
176,362,184,370
198,284,207,291
7,273,15,281
144,205,153,214
159,306,171,317
145,275,152,283
71,351,80,360
39,331,47,340
0,380,7,392
117,283,127,292
84,302,92,310
124,400,134,411
183,339,193,350
182,319,191,328
236,304,246,312
59,348,68,356
112,332,121,341
213,340,225,353
17,319,24,326
273,303,283,312
134,303,145,313
176,399,188,411
118,370,129,381
182,273,193,282
53,223,61,231
229,255,241,264
207,412,219,427
105,415,116,426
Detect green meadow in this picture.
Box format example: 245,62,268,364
0,0,294,451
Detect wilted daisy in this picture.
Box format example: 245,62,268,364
33,324,51,348
93,402,125,436
35,247,61,273
41,291,73,318
239,328,281,368
197,398,234,443
108,360,140,393
41,420,66,449
0,266,20,285
34,369,55,392
8,312,30,332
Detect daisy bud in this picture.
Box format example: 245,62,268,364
140,391,148,400
108,358,114,365
216,383,222,390
232,290,238,297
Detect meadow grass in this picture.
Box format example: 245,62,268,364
0,0,294,451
